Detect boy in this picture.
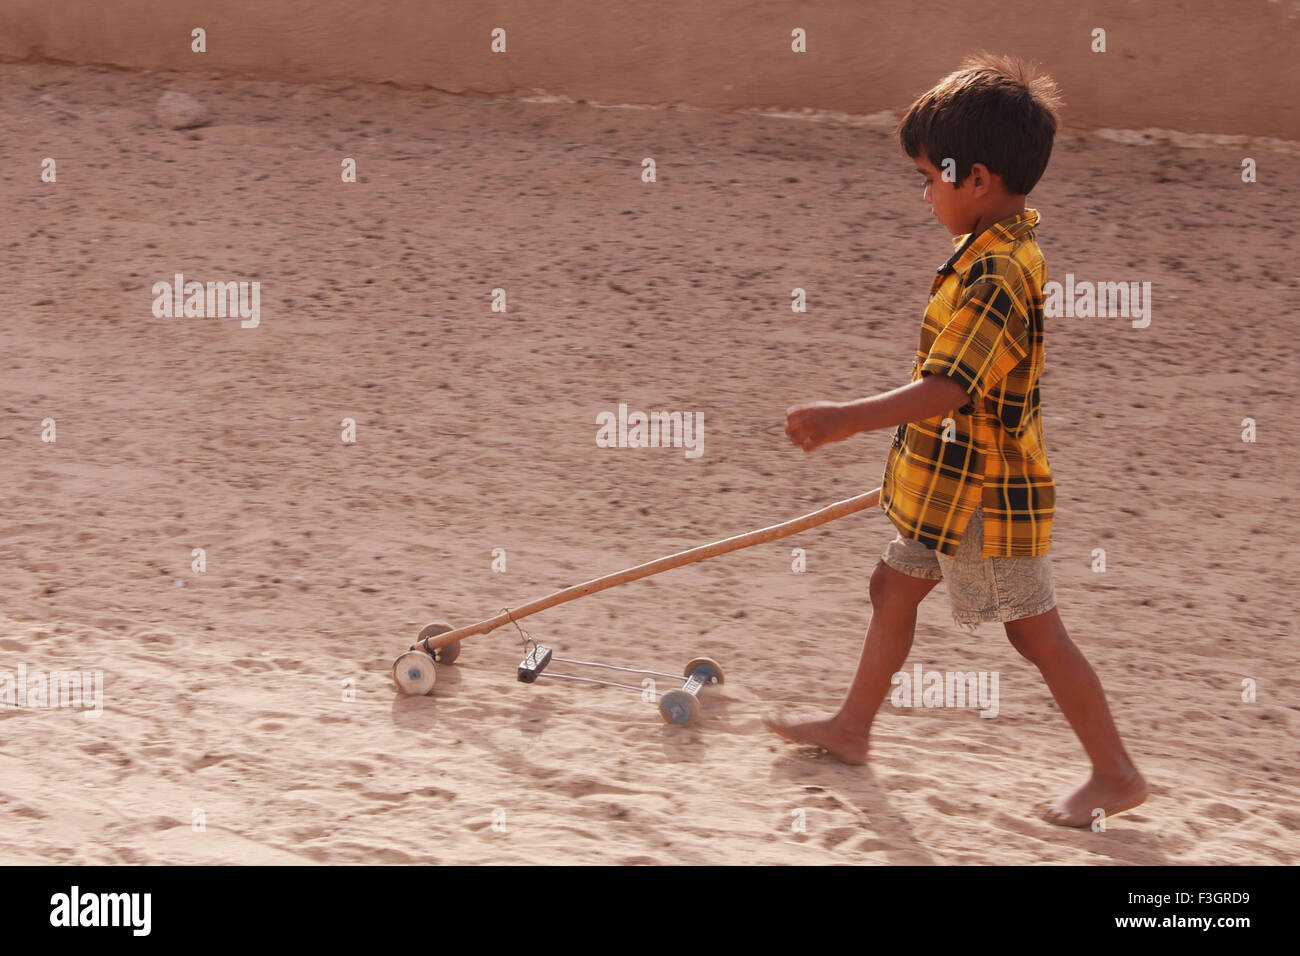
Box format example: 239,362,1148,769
766,54,1147,828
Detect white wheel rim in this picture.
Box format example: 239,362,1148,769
394,653,436,695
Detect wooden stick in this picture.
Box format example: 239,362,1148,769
417,487,882,652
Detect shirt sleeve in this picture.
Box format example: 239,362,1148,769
920,278,1029,411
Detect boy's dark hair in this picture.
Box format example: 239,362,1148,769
898,53,1063,195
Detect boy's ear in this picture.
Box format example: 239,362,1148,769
967,163,1013,198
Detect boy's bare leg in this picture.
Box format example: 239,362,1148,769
1004,607,1148,827
765,561,940,764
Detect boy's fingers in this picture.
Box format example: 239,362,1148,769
787,407,834,450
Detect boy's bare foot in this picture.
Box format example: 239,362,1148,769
763,712,869,765
1041,770,1148,828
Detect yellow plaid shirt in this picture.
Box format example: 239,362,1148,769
880,208,1054,558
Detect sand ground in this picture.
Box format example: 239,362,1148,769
1,63,1297,864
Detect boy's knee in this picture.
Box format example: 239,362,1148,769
869,562,890,605
1004,613,1063,661
1006,630,1042,662
869,560,934,609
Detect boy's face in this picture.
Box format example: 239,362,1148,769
913,155,981,236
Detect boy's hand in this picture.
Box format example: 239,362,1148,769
785,401,858,452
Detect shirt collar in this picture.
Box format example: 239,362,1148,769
937,208,1040,276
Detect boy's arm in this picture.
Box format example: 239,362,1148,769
785,374,971,452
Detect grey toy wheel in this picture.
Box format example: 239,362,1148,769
418,621,460,664
684,657,724,685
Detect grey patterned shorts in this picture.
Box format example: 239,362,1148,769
880,505,1057,632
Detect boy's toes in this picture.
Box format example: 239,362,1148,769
761,710,806,742
761,711,869,765
1038,800,1087,828
1039,772,1149,828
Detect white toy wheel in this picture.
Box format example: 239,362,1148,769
393,651,437,696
